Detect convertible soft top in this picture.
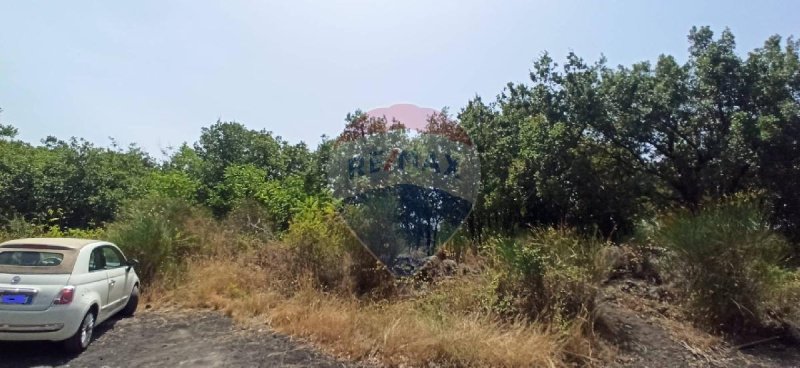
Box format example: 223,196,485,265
0,238,97,274
0,238,102,250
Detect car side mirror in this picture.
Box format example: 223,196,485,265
126,259,139,271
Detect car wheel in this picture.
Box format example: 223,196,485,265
64,311,95,353
120,285,139,317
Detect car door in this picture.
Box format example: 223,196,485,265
101,246,128,313
87,246,111,313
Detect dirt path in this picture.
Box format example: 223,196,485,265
0,310,353,368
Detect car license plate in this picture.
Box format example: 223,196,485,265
1,294,29,304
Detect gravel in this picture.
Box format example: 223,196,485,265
0,310,353,368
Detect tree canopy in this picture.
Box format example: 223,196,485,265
1,27,799,245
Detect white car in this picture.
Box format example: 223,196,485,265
0,238,140,352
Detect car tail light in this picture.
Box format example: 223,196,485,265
53,286,76,305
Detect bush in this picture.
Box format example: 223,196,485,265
282,198,351,290
0,217,106,241
488,228,605,323
106,196,202,286
41,226,106,240
645,195,791,333
282,197,394,295
0,217,49,240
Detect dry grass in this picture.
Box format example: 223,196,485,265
135,209,611,367
661,317,722,352
146,253,606,367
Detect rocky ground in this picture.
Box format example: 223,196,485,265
596,278,800,368
0,310,353,368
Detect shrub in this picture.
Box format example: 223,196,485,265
488,228,605,323
0,217,106,241
282,197,394,295
0,217,48,240
282,197,351,290
42,226,106,240
645,195,791,333
106,196,202,286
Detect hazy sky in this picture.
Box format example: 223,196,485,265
2,1,798,156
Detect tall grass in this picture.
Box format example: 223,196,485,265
644,195,792,333
488,228,607,324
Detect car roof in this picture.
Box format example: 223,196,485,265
0,237,105,250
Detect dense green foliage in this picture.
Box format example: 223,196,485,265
0,119,325,232
459,27,800,242
0,134,153,229
1,26,799,265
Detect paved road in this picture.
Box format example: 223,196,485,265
0,310,352,368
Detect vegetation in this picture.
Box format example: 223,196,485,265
488,228,605,324
642,195,793,333
2,27,800,366
459,27,800,243
106,197,202,285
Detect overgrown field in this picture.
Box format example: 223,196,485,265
4,195,800,367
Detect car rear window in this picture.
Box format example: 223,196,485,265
0,251,65,266
0,248,77,274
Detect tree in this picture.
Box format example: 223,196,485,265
459,27,800,239
747,35,800,241
0,108,17,140
193,121,310,215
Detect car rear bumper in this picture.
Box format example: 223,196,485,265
0,307,81,341
0,323,64,332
